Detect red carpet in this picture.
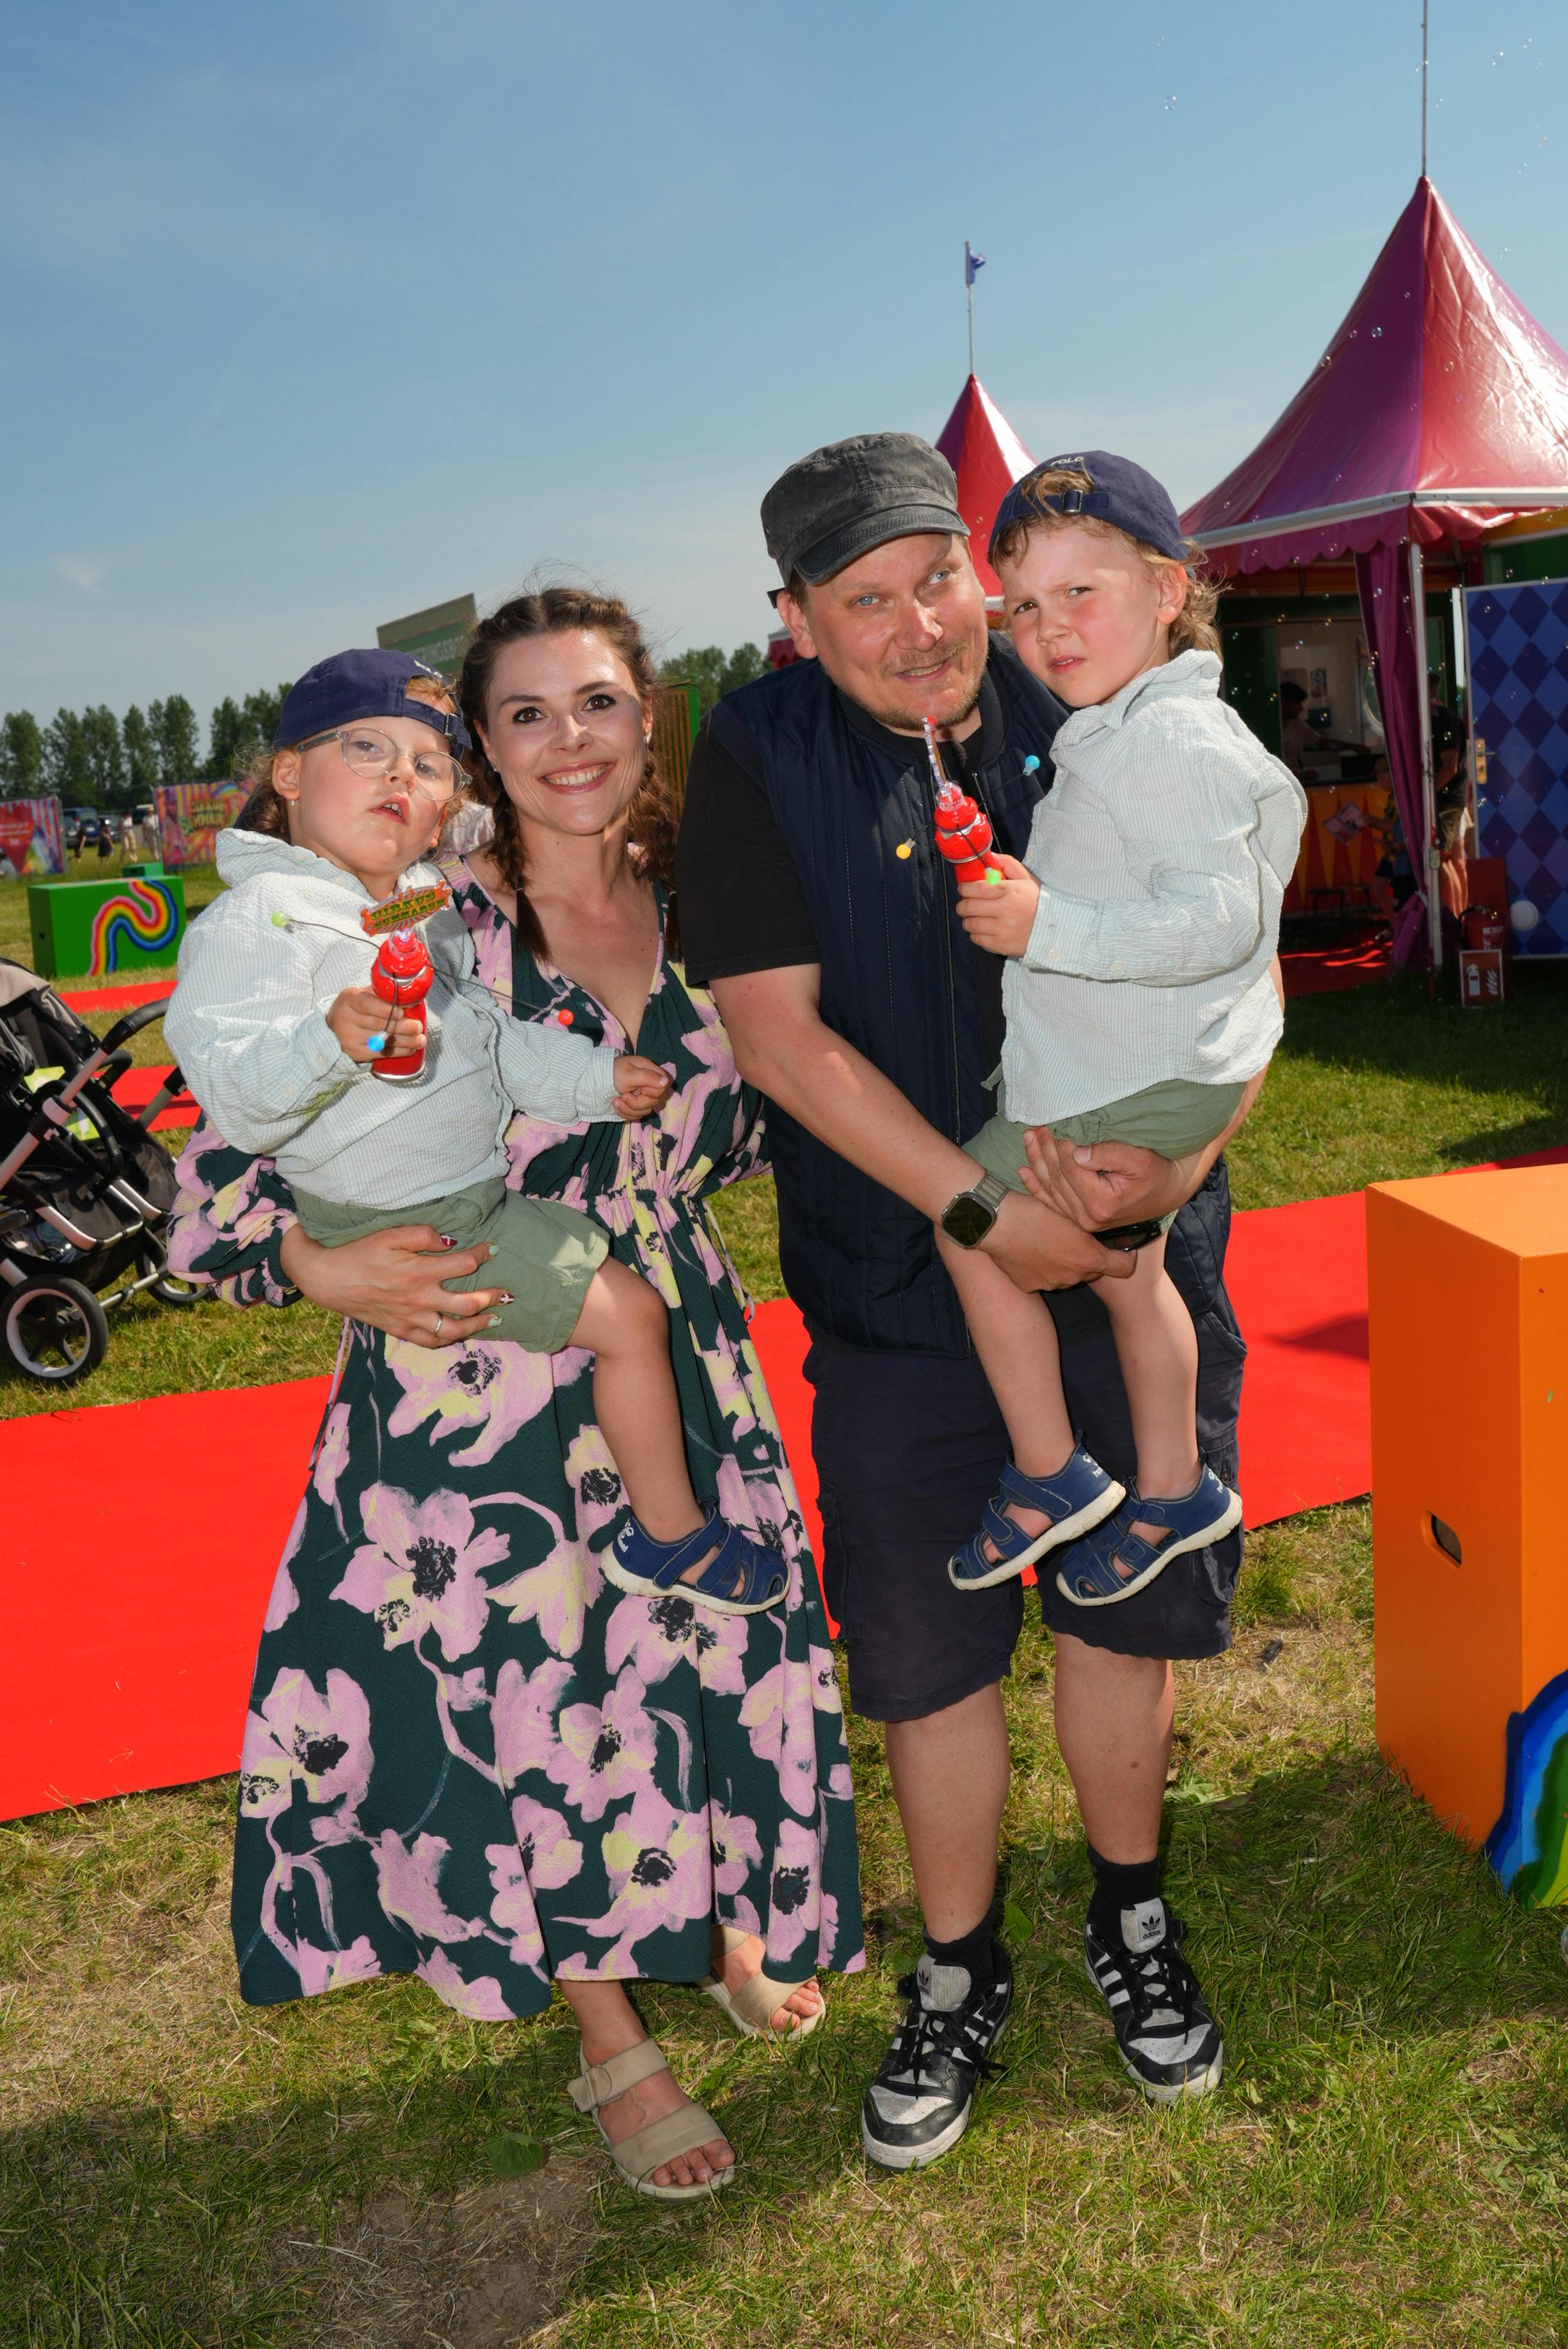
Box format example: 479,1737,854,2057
7,1147,1568,1822
0,1377,332,1821
110,1062,197,1132
1280,937,1390,995
59,979,175,1013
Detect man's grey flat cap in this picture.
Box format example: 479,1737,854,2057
762,432,968,587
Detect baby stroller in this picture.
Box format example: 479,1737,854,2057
0,960,200,1386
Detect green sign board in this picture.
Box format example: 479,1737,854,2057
376,592,477,679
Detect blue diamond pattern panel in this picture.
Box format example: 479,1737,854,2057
1467,580,1568,957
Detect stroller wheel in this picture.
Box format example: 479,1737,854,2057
4,1274,110,1385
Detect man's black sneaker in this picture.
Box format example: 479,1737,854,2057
860,1944,1013,2171
1083,1901,1222,2103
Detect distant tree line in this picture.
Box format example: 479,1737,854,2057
0,684,291,807
0,645,769,807
657,644,768,713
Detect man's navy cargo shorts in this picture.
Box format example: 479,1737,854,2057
802,1169,1247,1723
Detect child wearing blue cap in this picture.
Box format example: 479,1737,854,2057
166,649,787,1617
934,456,1305,1607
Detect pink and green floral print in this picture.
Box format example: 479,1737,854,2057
169,871,864,2017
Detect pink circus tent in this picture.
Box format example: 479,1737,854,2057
936,374,1034,596
1182,178,1568,970
1182,176,1568,572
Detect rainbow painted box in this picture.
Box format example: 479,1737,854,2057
1369,1164,1568,1904
27,876,186,980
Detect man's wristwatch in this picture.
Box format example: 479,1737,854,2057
939,1168,1011,1248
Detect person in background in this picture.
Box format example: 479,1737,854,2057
1428,675,1470,923
1277,681,1356,779
118,811,136,858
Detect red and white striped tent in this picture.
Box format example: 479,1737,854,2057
935,374,1035,598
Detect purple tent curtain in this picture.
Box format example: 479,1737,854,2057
1355,541,1428,967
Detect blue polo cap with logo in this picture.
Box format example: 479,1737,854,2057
989,451,1189,568
273,649,472,754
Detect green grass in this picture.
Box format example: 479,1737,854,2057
6,1504,1568,2346
4,921,1568,2340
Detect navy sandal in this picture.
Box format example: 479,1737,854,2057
605,1504,788,1618
1054,1468,1243,1608
949,1451,1125,1592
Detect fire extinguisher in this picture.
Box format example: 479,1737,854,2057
1462,903,1508,955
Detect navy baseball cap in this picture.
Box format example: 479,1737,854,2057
273,649,472,754
989,451,1188,568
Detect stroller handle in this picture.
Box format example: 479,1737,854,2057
101,995,173,1054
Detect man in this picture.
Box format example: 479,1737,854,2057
1277,679,1353,778
676,435,1251,2169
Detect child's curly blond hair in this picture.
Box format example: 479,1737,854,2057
991,464,1222,657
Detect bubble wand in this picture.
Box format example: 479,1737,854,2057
924,716,1003,885
359,881,450,1083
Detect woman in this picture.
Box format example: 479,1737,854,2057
171,589,863,2201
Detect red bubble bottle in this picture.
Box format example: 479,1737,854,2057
359,882,450,1084
924,716,1002,884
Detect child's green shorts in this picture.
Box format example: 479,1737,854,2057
295,1174,609,1353
964,1077,1247,1235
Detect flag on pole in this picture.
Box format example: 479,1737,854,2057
965,243,986,286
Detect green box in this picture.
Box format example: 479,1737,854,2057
123,861,166,877
28,876,186,979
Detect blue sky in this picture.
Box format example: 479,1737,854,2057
3,0,1565,725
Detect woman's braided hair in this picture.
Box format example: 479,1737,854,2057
455,587,678,961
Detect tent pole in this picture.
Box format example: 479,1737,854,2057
1420,0,1430,179
1410,536,1439,970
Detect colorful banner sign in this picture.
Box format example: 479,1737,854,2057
0,796,65,877
155,781,247,868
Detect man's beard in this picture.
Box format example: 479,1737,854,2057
861,657,987,739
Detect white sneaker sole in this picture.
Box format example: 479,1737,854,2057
949,1479,1126,1592
859,2005,1011,2170
1121,2039,1224,2105
601,1551,784,1617
1055,1488,1243,1608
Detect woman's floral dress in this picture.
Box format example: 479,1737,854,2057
168,867,864,2020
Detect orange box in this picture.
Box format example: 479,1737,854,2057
1368,1165,1568,1900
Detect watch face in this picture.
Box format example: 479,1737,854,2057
941,1193,996,1248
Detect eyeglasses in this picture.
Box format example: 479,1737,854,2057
297,724,464,804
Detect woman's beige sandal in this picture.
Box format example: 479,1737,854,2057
702,1923,826,2043
567,2038,735,2202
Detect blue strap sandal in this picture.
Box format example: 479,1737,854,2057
604,1504,788,1618
949,1451,1125,1592
1054,1467,1243,1608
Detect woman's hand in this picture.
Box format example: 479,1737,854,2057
612,1054,673,1120
954,856,1040,958
278,1222,502,1345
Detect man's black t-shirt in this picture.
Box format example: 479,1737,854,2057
678,662,1010,1076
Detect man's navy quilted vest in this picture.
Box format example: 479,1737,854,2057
709,648,1060,1354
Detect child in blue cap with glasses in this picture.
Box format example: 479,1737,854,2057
934,456,1305,1608
166,648,787,1617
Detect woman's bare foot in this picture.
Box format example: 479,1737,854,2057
561,1981,732,2192
715,1928,825,2034
589,2039,734,2191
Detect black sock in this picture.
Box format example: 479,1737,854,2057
923,1913,998,1992
1086,1846,1164,1950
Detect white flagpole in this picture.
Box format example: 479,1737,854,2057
965,242,975,378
